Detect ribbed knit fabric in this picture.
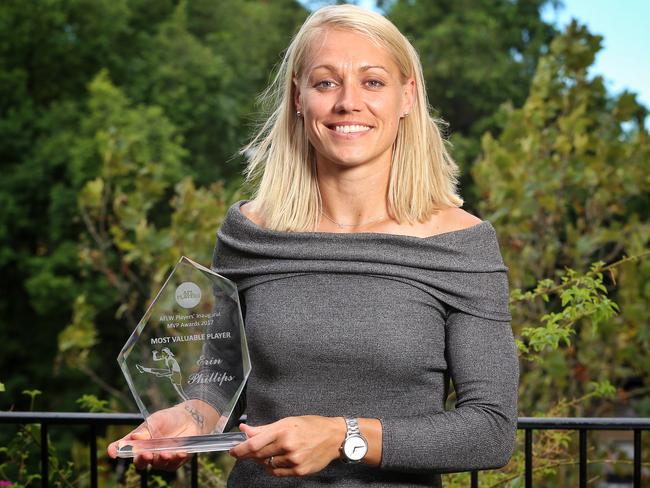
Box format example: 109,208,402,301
214,200,519,487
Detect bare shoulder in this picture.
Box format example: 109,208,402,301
424,206,483,236
442,207,483,230
240,200,265,228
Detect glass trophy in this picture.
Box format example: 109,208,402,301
115,256,250,458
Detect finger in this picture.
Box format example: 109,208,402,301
166,453,192,471
238,423,263,437
123,421,150,438
107,438,138,458
264,454,295,469
151,452,173,471
264,459,301,478
108,423,150,458
268,467,300,478
130,428,152,440
238,442,283,461
165,455,192,471
107,440,118,458
230,428,279,458
153,451,181,472
133,452,153,471
161,450,191,466
110,434,150,463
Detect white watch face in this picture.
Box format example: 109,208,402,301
343,434,368,461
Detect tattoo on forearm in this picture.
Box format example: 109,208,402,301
185,405,205,429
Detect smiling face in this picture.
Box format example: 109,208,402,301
294,28,414,172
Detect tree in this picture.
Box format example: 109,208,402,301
55,72,236,408
384,0,557,204
0,0,308,409
473,21,649,420
0,0,134,406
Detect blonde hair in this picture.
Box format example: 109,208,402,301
241,4,462,231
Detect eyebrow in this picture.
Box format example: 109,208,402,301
309,64,390,75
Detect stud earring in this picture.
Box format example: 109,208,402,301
296,110,302,117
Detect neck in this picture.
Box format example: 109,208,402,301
316,157,391,228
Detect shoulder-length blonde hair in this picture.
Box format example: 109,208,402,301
241,4,462,232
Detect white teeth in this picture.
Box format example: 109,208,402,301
334,125,371,133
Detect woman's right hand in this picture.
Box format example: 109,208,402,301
107,402,210,471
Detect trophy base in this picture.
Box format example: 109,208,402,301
115,432,247,458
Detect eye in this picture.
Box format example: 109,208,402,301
314,80,336,89
366,79,385,88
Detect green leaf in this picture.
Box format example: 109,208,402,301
587,380,617,398
78,177,105,210
22,389,41,399
57,294,97,369
76,394,112,413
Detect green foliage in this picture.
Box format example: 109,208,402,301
0,0,307,410
474,21,648,286
0,391,75,487
76,394,112,414
61,72,239,413
587,379,617,399
196,456,228,487
467,20,650,485
20,391,41,412
114,453,229,487
386,0,557,180
514,261,621,360
441,255,646,487
473,19,649,420
57,295,98,369
0,423,77,488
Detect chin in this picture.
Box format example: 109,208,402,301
324,149,375,164
330,156,373,167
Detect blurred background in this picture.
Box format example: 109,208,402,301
0,0,648,486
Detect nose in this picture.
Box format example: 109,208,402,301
334,82,362,113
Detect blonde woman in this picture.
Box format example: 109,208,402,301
110,5,519,486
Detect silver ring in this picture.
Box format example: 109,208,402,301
267,456,277,468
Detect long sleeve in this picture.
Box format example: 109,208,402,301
379,309,519,473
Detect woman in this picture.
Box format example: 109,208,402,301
109,5,519,486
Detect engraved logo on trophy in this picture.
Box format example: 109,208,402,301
175,281,202,308
116,256,251,458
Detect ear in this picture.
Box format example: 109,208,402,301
293,76,302,113
402,77,415,116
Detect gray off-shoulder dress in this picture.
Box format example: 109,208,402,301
212,200,519,488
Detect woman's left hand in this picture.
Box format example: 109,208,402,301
229,416,345,477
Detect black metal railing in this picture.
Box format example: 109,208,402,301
0,412,147,488
511,417,649,488
1,413,648,487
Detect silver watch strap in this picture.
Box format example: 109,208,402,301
344,417,360,437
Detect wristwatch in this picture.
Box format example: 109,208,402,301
339,417,368,463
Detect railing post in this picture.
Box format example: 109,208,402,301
579,428,587,488
525,428,532,488
191,454,199,488
140,467,148,487
40,422,49,488
90,424,98,488
470,470,478,487
633,429,641,488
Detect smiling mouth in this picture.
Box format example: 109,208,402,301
327,124,373,134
